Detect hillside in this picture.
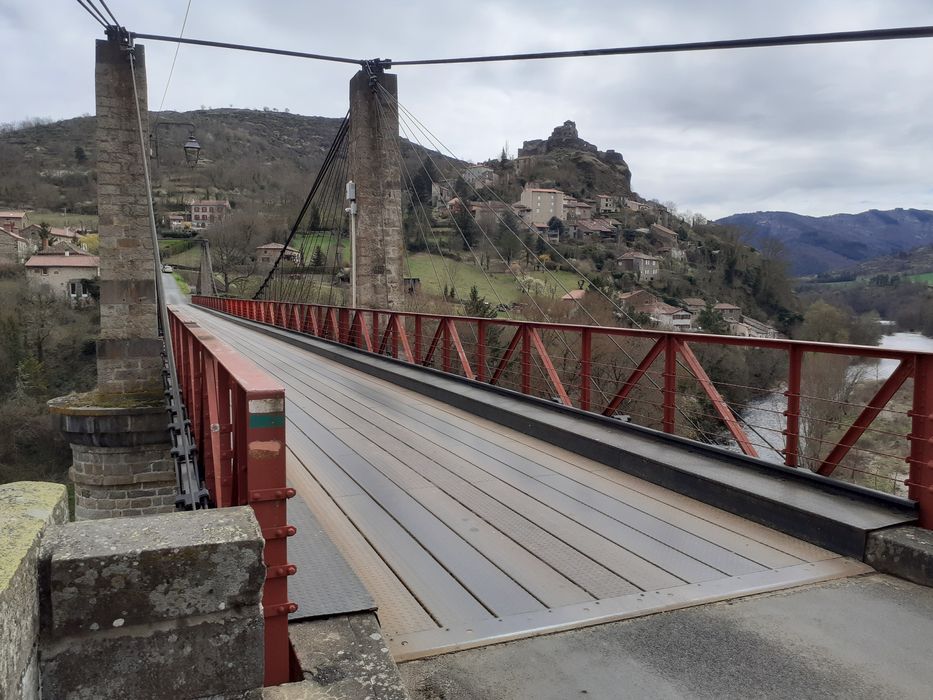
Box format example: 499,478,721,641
0,108,457,216
717,209,933,276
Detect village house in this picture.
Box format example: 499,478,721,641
430,182,454,209
650,223,679,243
19,224,82,250
461,164,497,189
560,288,586,302
658,244,687,262
714,302,742,322
617,251,661,281
647,301,693,331
731,315,780,339
256,243,302,266
188,200,230,229
0,211,29,233
0,227,30,264
574,218,618,240
596,194,618,214
469,201,511,231
562,196,593,222
681,297,707,315
519,187,565,225
24,250,100,302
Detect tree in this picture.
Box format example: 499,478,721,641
73,146,87,164
306,245,324,270
452,207,478,250
204,208,271,293
463,285,496,318
697,304,729,334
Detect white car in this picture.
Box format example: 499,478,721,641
161,264,174,273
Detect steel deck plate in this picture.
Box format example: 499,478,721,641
286,494,375,621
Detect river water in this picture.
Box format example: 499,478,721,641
733,332,933,465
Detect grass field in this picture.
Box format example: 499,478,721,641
907,271,933,284
27,211,98,230
293,233,349,265
404,253,584,304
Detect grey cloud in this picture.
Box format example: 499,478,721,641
2,0,933,218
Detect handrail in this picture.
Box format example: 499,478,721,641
192,295,933,529
168,304,297,686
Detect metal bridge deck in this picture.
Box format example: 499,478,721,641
188,306,871,661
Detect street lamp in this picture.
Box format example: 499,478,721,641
182,135,201,166
150,121,201,167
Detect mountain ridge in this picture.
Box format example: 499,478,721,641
717,208,933,276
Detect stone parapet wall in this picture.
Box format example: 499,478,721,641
0,482,68,700
39,506,266,699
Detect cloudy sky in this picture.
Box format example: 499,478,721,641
2,1,932,218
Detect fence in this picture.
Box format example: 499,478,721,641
193,295,933,528
168,305,297,686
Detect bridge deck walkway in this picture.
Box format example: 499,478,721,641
188,305,871,660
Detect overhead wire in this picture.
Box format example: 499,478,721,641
96,0,121,27
156,0,193,115
74,0,107,28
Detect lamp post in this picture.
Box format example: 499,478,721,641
150,121,201,167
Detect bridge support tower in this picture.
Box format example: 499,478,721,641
348,66,404,309
50,37,175,520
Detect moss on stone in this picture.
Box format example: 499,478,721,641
0,482,68,590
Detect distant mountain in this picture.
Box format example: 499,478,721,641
716,209,933,276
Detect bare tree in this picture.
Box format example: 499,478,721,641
204,208,274,294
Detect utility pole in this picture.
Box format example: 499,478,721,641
347,63,404,309
346,180,358,307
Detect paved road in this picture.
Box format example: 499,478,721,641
162,272,188,306
399,573,933,700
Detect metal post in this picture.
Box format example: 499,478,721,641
910,355,933,528
581,328,592,412
346,180,357,308
663,335,677,434
784,346,803,468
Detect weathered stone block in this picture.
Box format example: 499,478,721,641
40,610,264,700
288,613,410,700
42,507,264,638
866,526,933,587
0,482,68,700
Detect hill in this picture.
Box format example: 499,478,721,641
716,209,933,276
0,108,458,217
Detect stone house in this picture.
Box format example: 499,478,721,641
256,243,302,266
20,224,81,250
617,251,661,281
574,218,618,240
469,201,511,231
519,187,565,226
714,302,742,322
188,200,230,229
650,223,678,243
461,165,496,188
25,251,100,301
681,297,707,315
0,227,29,264
0,210,28,233
562,197,594,222
596,194,618,214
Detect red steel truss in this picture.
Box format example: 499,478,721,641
192,296,933,528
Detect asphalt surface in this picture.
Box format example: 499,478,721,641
162,272,188,306
399,574,933,700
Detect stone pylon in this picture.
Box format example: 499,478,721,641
49,38,176,520
347,68,404,309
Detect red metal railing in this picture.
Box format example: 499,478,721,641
168,305,297,686
193,295,933,528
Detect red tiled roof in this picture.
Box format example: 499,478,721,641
0,228,26,242
25,255,100,268
561,289,586,301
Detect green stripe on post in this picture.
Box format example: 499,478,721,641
249,413,285,429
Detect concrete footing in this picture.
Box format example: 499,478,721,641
866,526,933,587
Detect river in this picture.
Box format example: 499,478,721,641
732,332,933,465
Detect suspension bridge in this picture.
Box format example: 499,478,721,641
31,3,933,697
